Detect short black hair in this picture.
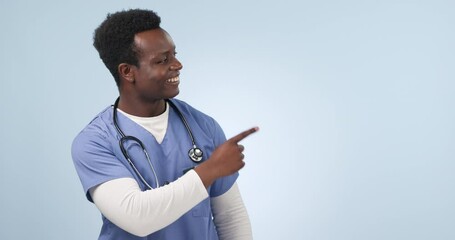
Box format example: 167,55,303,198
93,9,161,86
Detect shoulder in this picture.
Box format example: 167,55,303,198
169,98,211,119
169,99,217,126
169,98,226,142
72,106,114,150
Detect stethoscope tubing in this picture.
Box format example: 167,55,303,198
112,97,203,189
119,135,159,189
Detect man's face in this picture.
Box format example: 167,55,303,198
130,28,183,102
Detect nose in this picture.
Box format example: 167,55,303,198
170,57,183,71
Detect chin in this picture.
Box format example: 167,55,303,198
167,89,180,99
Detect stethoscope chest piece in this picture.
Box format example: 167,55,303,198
188,146,203,163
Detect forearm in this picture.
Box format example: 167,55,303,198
89,170,208,237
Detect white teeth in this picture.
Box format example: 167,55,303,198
167,76,179,83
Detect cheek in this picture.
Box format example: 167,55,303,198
136,68,167,90
135,69,154,84
140,66,166,80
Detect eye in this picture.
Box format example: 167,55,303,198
156,56,168,64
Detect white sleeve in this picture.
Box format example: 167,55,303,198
211,182,253,240
89,170,208,237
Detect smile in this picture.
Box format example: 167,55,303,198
167,76,180,84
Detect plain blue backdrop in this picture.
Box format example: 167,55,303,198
1,0,454,239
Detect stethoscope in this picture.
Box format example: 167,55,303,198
113,97,204,189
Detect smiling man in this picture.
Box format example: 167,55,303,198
71,9,257,240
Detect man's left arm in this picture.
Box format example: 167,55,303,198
211,182,253,240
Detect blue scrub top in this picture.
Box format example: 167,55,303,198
72,99,238,240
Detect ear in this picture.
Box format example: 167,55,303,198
118,63,135,84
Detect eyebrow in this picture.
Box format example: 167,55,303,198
156,47,176,55
149,48,176,59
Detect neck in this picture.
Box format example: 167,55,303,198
117,97,167,117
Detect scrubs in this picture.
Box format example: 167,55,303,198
72,99,238,240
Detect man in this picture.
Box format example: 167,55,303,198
72,9,258,240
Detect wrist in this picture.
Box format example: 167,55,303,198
194,161,218,188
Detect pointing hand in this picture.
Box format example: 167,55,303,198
194,127,259,188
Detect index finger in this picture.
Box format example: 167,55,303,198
228,127,259,143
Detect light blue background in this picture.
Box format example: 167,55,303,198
1,0,454,239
